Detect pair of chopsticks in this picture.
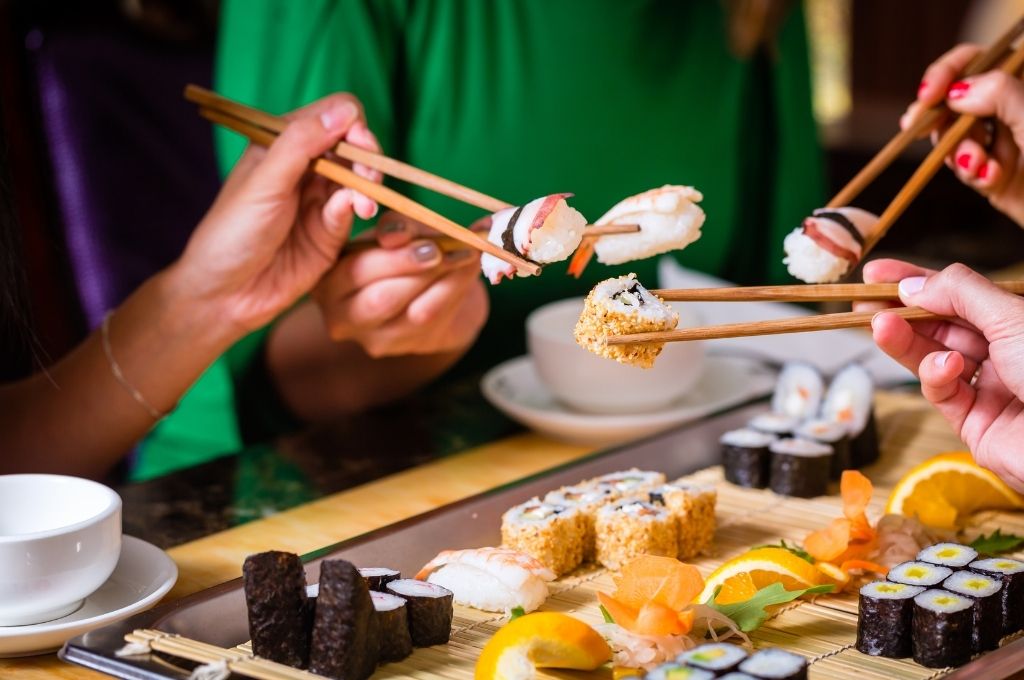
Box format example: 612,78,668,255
606,281,1024,344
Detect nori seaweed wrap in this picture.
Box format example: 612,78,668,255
970,557,1024,635
944,571,1003,653
386,579,454,646
309,559,379,680
912,589,973,668
769,438,832,498
794,419,850,480
242,551,310,668
371,591,413,662
359,567,401,592
720,428,776,488
856,581,922,658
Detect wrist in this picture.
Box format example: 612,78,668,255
151,262,246,354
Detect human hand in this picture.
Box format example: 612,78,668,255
901,44,1024,226
860,259,1024,491
311,211,489,358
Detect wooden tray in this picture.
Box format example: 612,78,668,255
59,399,1024,679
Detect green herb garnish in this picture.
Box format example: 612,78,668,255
599,605,615,624
752,540,815,564
707,582,834,632
509,606,526,621
970,529,1024,556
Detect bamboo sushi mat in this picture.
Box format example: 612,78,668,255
373,394,1024,679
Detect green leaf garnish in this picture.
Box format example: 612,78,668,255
599,605,615,624
707,582,834,632
752,540,815,564
970,529,1024,556
509,606,526,621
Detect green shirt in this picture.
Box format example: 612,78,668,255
135,0,824,480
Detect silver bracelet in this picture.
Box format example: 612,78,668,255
101,311,167,420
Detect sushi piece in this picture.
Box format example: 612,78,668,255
575,274,679,368
384,579,454,646
359,567,400,592
591,469,667,495
917,543,978,570
718,675,758,680
943,570,1003,653
501,498,586,576
969,557,1024,634
822,364,879,468
544,483,619,561
912,589,973,668
856,580,923,658
595,499,678,569
887,561,953,587
748,412,801,440
794,419,851,480
644,663,714,680
649,482,717,559
415,547,555,613
309,559,378,680
678,642,748,674
771,362,824,421
242,551,311,669
591,185,706,266
768,438,832,498
737,648,808,679
782,206,880,283
480,193,586,284
371,591,413,662
720,428,776,489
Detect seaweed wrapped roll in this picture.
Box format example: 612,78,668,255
769,438,832,498
771,362,824,421
359,567,400,592
371,591,413,662
737,648,808,679
887,561,953,588
856,580,923,658
917,543,978,570
943,571,1003,653
678,642,748,674
644,663,714,680
748,412,801,440
822,364,879,467
385,579,454,646
309,559,378,680
970,557,1024,634
912,589,973,668
501,499,586,576
720,428,776,489
242,551,311,669
794,419,850,480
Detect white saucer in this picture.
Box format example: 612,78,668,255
0,535,177,657
482,354,776,446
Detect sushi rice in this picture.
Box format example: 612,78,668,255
888,561,953,587
917,543,978,569
771,362,824,420
592,185,706,266
782,206,879,283
480,193,586,284
737,648,808,679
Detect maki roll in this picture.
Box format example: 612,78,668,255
917,543,978,571
969,557,1024,634
912,589,974,668
783,206,879,283
678,642,748,674
737,648,808,679
574,274,679,369
943,571,1003,653
309,559,378,680
771,362,824,421
501,498,586,576
595,499,678,569
644,663,714,680
242,551,311,669
359,567,400,592
480,193,586,284
794,419,850,480
589,185,706,266
591,469,667,495
544,483,618,561
769,438,833,498
385,579,454,646
856,580,923,658
718,675,758,680
887,561,953,587
748,412,801,440
720,428,776,489
371,591,413,663
822,364,879,468
649,482,717,559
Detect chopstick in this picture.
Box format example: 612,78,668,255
827,16,1024,209
197,105,542,276
652,281,1024,302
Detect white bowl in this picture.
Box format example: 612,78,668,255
526,297,705,414
0,475,122,626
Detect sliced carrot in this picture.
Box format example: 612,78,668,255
634,601,689,636
566,240,594,278
840,559,888,577
841,470,873,522
714,572,758,605
805,518,853,562
614,555,705,611
598,592,638,630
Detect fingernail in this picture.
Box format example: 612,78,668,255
956,153,972,169
978,162,990,179
918,80,928,96
936,351,953,368
378,218,408,234
320,102,357,132
412,241,440,263
948,80,970,100
445,248,474,263
898,276,926,297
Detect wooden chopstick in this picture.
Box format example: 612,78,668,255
198,105,542,276
652,280,1024,302
827,16,1024,209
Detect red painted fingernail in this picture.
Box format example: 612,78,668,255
918,80,928,95
948,81,970,99
956,153,972,169
978,163,990,179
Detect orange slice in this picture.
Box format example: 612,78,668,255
714,571,758,604
475,612,611,680
886,451,1024,530
697,547,822,603
814,562,851,591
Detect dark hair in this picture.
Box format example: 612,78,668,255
0,119,37,380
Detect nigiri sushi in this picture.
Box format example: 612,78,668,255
415,547,555,613
782,206,879,283
480,193,586,284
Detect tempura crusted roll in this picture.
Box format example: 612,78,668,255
795,419,850,480
769,438,832,498
783,206,879,283
501,499,586,576
822,364,879,467
917,543,978,571
887,561,953,588
737,648,808,679
970,557,1024,634
943,571,1003,653
242,551,311,669
856,580,923,658
679,642,748,674
385,579,454,646
912,589,973,668
543,484,618,561
649,482,716,559
309,559,378,680
480,193,586,284
772,362,824,421
592,185,706,265
574,274,679,369
595,499,677,569
591,469,667,495
371,591,413,662
720,428,776,489
359,567,401,592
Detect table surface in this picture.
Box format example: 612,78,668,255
2,389,966,679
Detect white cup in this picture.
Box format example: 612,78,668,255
0,474,122,626
526,297,705,414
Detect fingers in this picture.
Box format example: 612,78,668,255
856,259,936,313
917,350,975,434
345,121,382,220
946,71,1024,151
327,239,446,296
374,212,419,249
871,311,983,382
902,44,982,132
321,188,356,243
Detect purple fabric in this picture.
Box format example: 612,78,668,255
30,27,219,328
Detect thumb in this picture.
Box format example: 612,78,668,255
947,71,1024,149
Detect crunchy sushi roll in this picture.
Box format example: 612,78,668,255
645,663,714,680
243,551,312,669
720,428,776,489
543,484,618,561
480,193,586,284
943,571,1003,653
595,499,678,569
416,547,555,613
918,543,978,570
771,362,824,421
795,419,850,480
678,642,748,674
769,438,832,498
371,591,413,662
385,579,454,647
822,364,879,468
912,589,973,668
737,648,808,679
888,561,953,588
649,482,717,559
574,274,679,368
748,412,801,440
309,559,378,680
591,469,667,495
591,185,706,266
856,580,923,658
359,567,400,592
783,206,879,283
969,557,1024,634
501,499,586,576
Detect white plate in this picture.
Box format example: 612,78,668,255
482,354,776,446
0,535,177,657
